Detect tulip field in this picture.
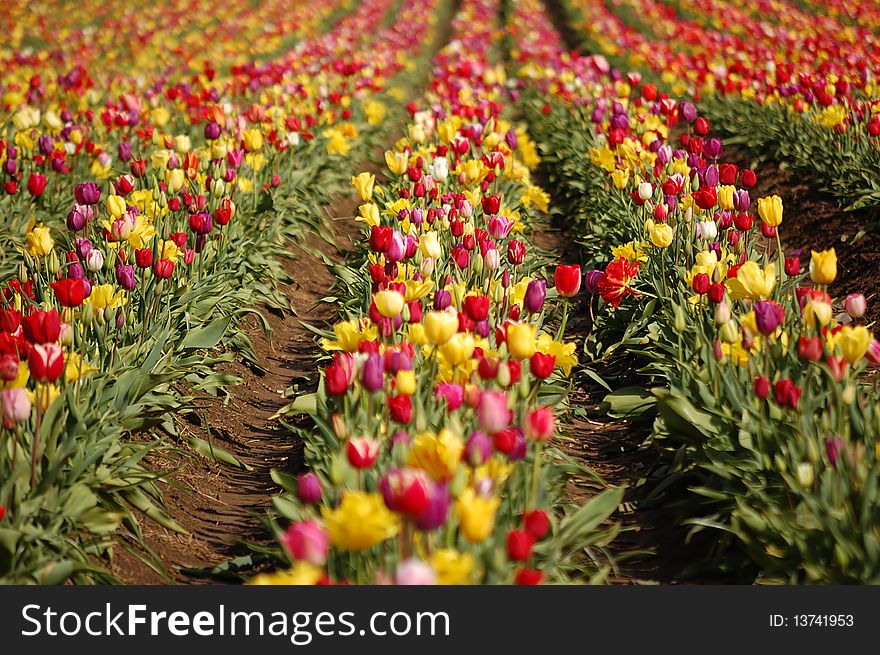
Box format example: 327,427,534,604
1,0,879,586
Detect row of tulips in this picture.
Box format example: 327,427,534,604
254,0,621,586
558,0,880,213
513,0,880,582
0,0,446,582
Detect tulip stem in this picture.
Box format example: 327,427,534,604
31,384,44,488
555,299,569,341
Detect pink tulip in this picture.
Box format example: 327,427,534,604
281,519,329,566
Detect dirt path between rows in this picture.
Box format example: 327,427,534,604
112,209,361,584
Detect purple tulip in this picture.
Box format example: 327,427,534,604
465,431,493,466
433,289,452,311
754,301,784,336
704,138,723,159
825,437,843,467
118,141,133,162
505,128,518,150
204,121,221,140
75,238,94,260
116,264,137,291
585,269,603,294
680,102,698,124
414,483,450,531
360,353,384,393
523,279,546,314
704,164,720,187
296,472,322,504
74,182,101,206
733,189,750,212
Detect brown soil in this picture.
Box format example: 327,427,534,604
110,203,362,584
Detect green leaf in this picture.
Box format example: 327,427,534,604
180,316,233,350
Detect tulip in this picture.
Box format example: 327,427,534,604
0,309,20,333
135,248,154,269
506,322,536,360
773,378,802,410
414,483,450,531
347,437,380,469
360,353,384,392
394,559,437,585
753,377,771,405
809,249,837,285
296,473,322,504
784,256,800,276
374,290,405,318
28,343,64,383
522,510,550,539
866,340,880,366
424,310,458,345
525,406,555,441
692,273,710,295
507,529,536,562
845,293,867,319
435,383,464,411
697,220,717,241
477,391,511,433
825,437,844,467
529,352,556,379
26,225,54,257
351,172,375,202
757,195,783,227
153,259,175,279
523,280,546,314
50,278,87,307
2,388,31,424
281,519,329,566
456,488,500,543
798,336,823,362
753,300,784,335
27,173,47,197
464,431,493,466
379,468,432,516
507,239,526,265
836,325,873,364
22,309,61,344
554,264,582,297
462,295,490,322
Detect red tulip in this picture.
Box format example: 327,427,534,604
21,309,61,344
50,278,87,307
388,394,413,424
522,510,550,540
28,343,64,382
514,567,543,585
692,273,710,295
27,173,47,197
347,437,380,469
506,529,535,562
135,248,153,269
462,295,490,322
741,169,757,187
554,264,582,297
0,309,20,333
797,336,823,362
529,352,556,379
753,376,770,400
153,259,175,279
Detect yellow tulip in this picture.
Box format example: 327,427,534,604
717,185,735,211
506,322,537,360
358,203,380,227
374,290,405,318
385,150,408,176
726,261,776,300
836,325,873,364
408,323,428,345
409,429,464,481
242,128,263,152
107,194,127,219
424,310,458,345
25,225,54,258
440,333,475,366
321,492,399,551
419,231,442,259
455,488,500,543
249,562,323,586
430,549,476,585
757,195,783,227
396,370,416,396
351,172,375,202
647,220,674,248
804,300,832,328
611,168,630,190
809,248,837,285
363,99,386,127
165,168,185,194
173,134,191,153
